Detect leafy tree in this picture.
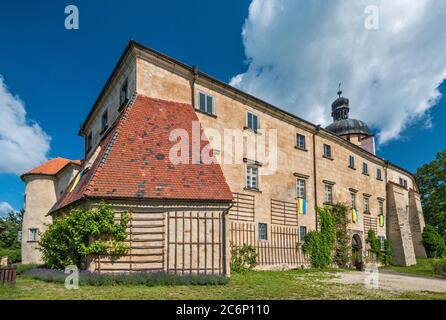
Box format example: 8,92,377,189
0,209,23,249
39,202,129,270
0,209,23,263
415,150,446,239
422,224,446,258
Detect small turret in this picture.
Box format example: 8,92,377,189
20,158,81,264
326,85,375,154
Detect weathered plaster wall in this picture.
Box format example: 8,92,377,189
22,176,57,264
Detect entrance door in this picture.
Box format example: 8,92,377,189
351,234,363,271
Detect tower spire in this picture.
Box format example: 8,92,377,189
337,82,342,98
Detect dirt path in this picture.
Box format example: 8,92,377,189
333,270,446,293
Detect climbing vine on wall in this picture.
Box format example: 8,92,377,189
331,204,350,268
302,207,335,268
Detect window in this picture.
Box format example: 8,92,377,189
86,132,93,153
364,197,370,213
351,193,357,209
296,179,306,199
120,80,128,107
349,155,355,169
246,165,259,190
323,144,332,159
246,111,259,131
378,236,385,251
296,134,306,150
299,226,307,242
362,162,369,175
377,168,382,180
399,177,408,188
324,184,333,204
28,228,39,242
379,200,384,215
258,223,268,241
101,110,108,133
198,92,215,115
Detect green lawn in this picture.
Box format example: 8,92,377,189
1,269,446,300
380,259,444,279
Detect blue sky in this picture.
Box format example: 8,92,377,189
0,0,445,214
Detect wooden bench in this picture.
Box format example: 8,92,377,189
0,267,17,286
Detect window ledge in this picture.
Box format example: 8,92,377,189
349,166,356,170
376,178,383,181
195,108,217,118
243,126,262,135
295,146,308,152
323,155,334,161
323,202,334,206
362,172,370,176
244,187,262,193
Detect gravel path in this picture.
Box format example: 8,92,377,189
333,270,446,293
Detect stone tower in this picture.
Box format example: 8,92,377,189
20,158,81,264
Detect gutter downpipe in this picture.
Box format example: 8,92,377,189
313,125,321,230
223,201,234,277
191,65,199,108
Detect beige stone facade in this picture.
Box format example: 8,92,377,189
23,41,426,271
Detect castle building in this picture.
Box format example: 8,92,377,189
21,41,426,273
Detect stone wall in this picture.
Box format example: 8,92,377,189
387,183,416,266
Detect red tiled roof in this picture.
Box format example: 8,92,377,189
50,95,233,213
21,158,81,180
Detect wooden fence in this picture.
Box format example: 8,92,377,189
229,193,255,222
271,199,298,226
0,268,16,286
230,222,309,267
98,210,225,275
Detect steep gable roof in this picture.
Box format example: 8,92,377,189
21,158,81,180
50,95,233,213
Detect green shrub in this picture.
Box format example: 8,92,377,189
24,268,228,286
13,263,43,275
422,225,446,258
39,202,129,270
432,258,446,277
0,247,21,264
230,244,258,273
365,230,393,266
302,207,335,268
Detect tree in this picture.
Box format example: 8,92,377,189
0,209,23,249
0,209,23,263
415,150,446,239
422,224,446,258
39,202,129,270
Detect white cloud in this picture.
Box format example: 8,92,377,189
0,202,15,218
231,0,446,144
0,76,51,175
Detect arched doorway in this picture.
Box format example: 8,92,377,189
351,234,364,271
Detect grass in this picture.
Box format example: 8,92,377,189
380,258,444,279
1,268,446,300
